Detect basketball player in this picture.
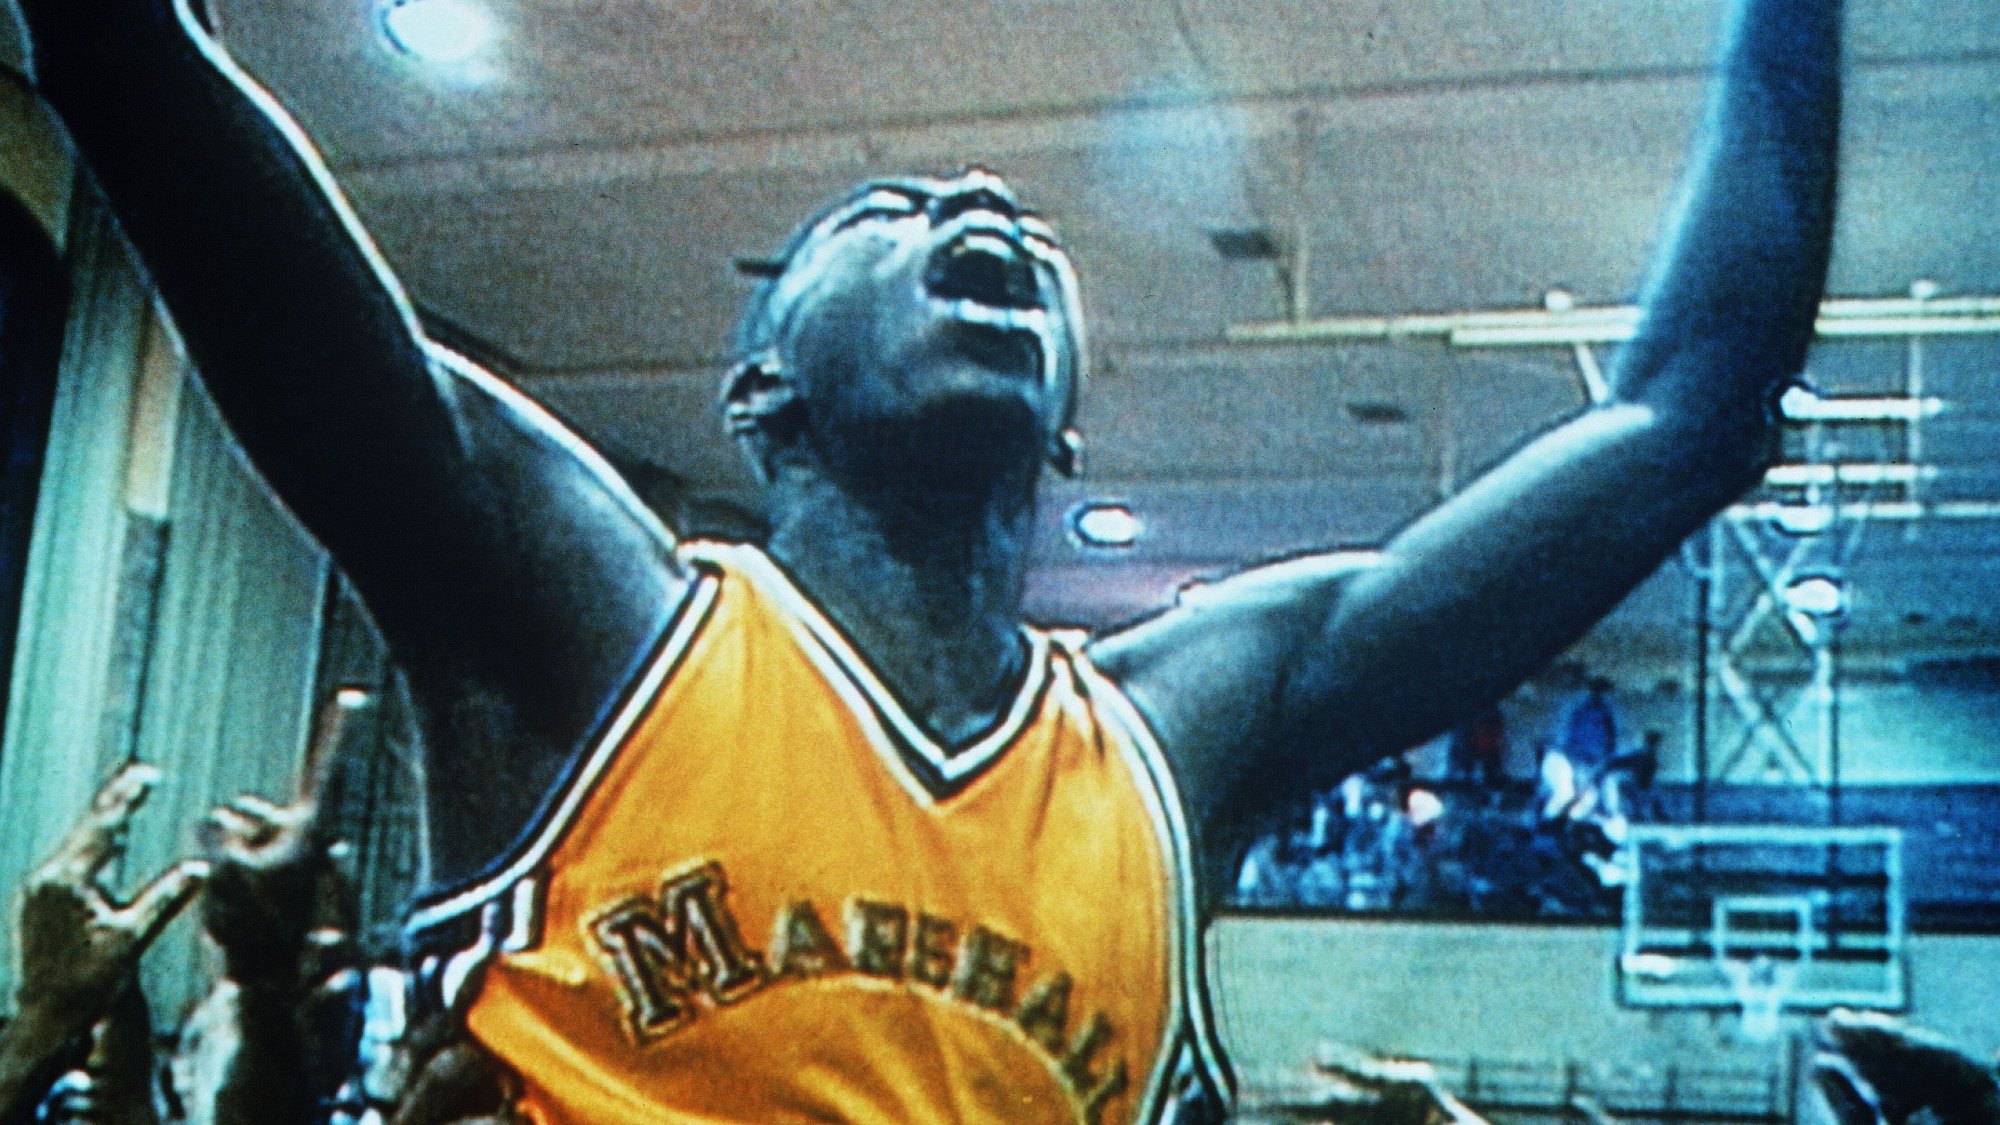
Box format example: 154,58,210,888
14,0,1843,1119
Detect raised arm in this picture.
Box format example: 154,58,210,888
1095,0,1843,846
17,0,690,879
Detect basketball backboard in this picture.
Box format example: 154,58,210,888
1618,825,1905,1036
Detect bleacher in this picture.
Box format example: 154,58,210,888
1645,784,2000,930
1232,781,2000,931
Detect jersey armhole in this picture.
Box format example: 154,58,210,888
403,564,723,940
1067,649,1241,1113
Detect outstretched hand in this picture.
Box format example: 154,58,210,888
385,1015,521,1125
199,687,366,987
1303,1043,1489,1125
13,762,207,1041
198,791,322,986
1811,1010,2000,1125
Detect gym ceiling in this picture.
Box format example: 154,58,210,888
138,0,2000,660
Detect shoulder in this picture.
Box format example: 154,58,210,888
1082,550,1382,834
1088,548,1382,684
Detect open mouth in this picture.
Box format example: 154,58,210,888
924,230,1044,311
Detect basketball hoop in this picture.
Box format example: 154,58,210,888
1617,826,1906,1023
1721,956,1800,1043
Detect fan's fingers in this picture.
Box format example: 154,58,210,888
204,803,268,846
389,1040,515,1125
90,761,158,818
298,686,370,805
111,858,209,950
226,793,292,829
229,792,292,820
50,763,160,881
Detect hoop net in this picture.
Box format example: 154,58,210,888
1720,956,1800,1042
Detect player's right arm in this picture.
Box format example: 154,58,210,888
16,0,690,881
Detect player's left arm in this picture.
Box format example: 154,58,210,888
1092,0,1843,843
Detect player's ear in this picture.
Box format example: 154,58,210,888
722,352,800,437
1049,427,1084,478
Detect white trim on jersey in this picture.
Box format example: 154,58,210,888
1069,648,1239,1109
403,572,722,935
683,541,1051,799
1059,638,1186,1124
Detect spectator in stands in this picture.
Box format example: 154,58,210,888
1536,741,1580,823
1447,705,1508,792
1340,759,1419,910
0,764,205,1125
1293,836,1348,909
1234,831,1294,908
1599,728,1664,824
1558,677,1619,774
1307,787,1339,853
1627,729,1662,791
1239,802,1329,909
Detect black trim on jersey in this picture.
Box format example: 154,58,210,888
1187,946,1235,1102
707,543,1054,804
402,563,722,935
1157,1037,1231,1125
844,644,1055,801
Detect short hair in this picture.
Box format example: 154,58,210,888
727,177,944,365
722,173,1089,476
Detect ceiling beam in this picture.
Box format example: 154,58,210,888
1229,293,2000,347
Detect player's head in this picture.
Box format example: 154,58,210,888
722,169,1086,492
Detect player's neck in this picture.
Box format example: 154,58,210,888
764,472,1033,750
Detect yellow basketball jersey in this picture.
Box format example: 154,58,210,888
403,542,1229,1124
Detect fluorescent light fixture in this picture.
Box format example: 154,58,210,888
1777,386,1944,423
1070,501,1143,548
1769,504,1836,536
380,0,495,64
1764,463,1929,487
1782,574,1848,619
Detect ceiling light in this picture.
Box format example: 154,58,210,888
380,0,494,64
1781,574,1848,619
1777,385,1943,422
1070,502,1143,548
1769,504,1835,536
